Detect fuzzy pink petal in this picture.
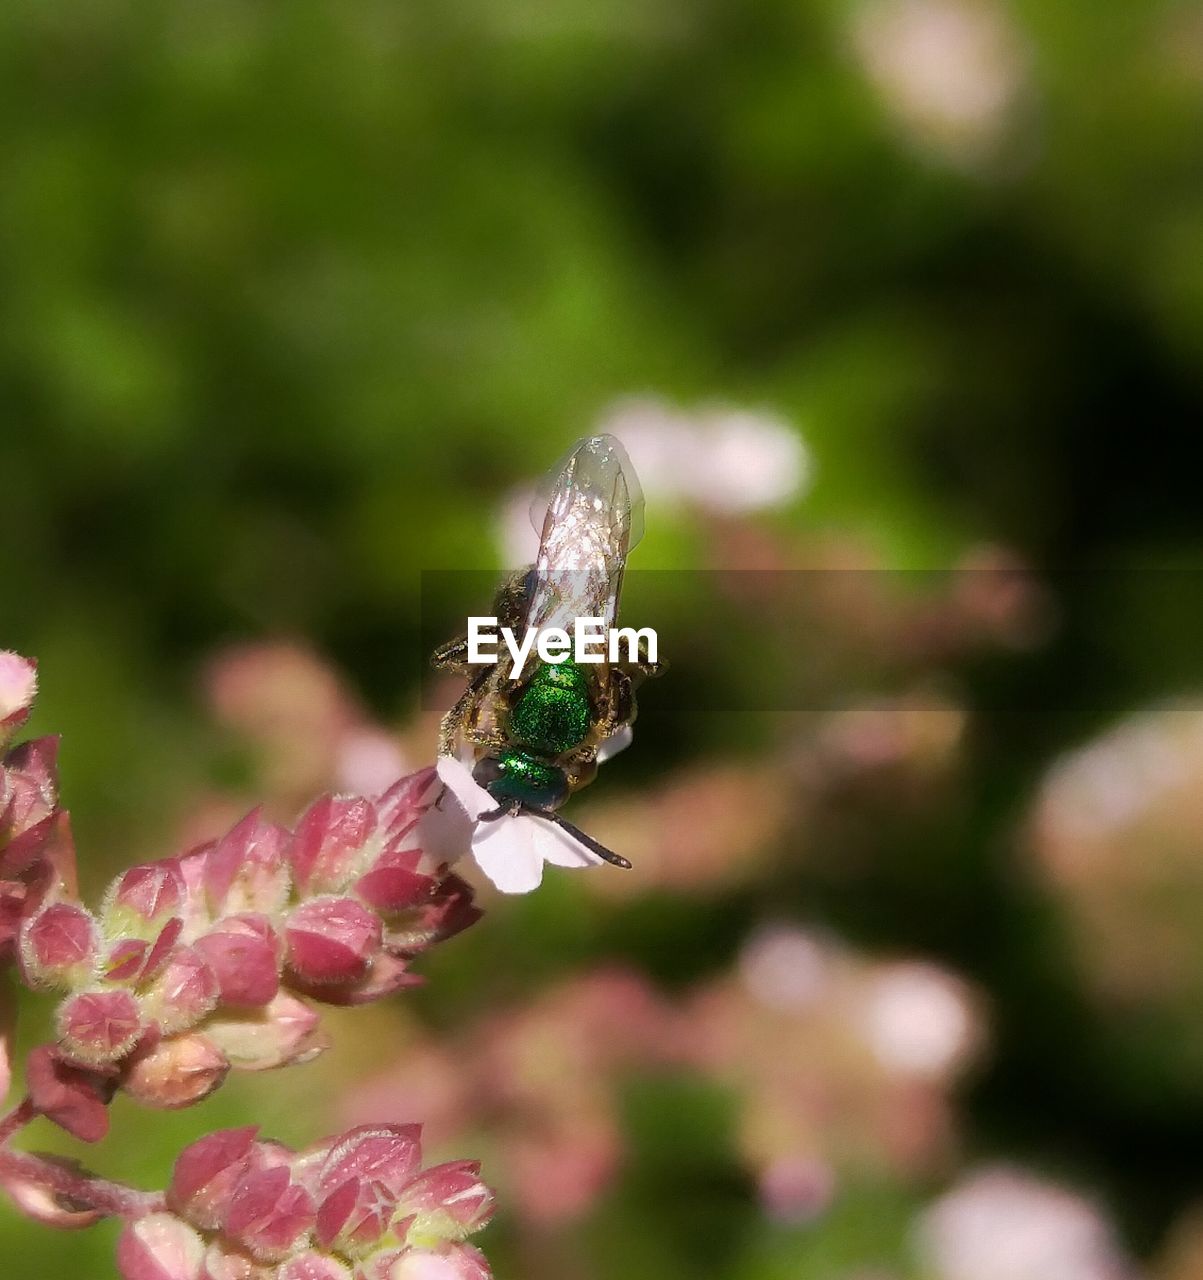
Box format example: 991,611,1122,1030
193,915,281,1007
286,897,381,985
290,796,377,896
24,1044,110,1142
225,1166,315,1260
0,651,37,735
168,1127,258,1229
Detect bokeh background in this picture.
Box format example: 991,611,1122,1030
4,1,1203,1277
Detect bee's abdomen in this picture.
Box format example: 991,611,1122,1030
488,751,569,809
509,660,591,756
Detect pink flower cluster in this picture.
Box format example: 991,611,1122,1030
2,651,495,1280
348,935,983,1229
120,1125,491,1280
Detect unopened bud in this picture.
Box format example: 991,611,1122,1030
285,896,381,985
20,901,99,989
123,1033,229,1109
57,987,144,1066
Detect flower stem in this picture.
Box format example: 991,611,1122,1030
0,1146,162,1219
0,1098,35,1146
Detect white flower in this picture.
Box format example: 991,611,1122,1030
433,756,609,895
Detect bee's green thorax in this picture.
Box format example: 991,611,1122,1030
488,750,569,809
508,659,591,756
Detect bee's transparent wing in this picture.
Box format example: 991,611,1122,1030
523,434,643,642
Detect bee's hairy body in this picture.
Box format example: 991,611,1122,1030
433,434,661,844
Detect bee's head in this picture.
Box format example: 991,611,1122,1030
473,750,570,811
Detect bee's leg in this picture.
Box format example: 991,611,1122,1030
562,757,598,792
622,638,665,681
464,724,509,752
479,800,522,822
431,635,472,673
437,669,492,757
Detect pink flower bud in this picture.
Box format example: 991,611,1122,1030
318,1124,423,1198
375,767,439,841
20,901,99,989
290,796,377,897
290,953,421,1008
0,1156,105,1229
204,811,290,918
396,1162,493,1240
105,862,186,937
385,878,480,956
1,877,26,963
199,1244,275,1280
117,1212,205,1280
1,734,58,825
225,1166,316,1261
0,651,38,742
285,897,382,985
354,848,434,916
277,1252,352,1280
314,1177,387,1254
168,1127,259,1230
142,945,221,1034
57,987,144,1066
194,914,282,1007
1,976,12,1100
25,1044,110,1142
204,992,328,1070
122,1032,229,1109
358,1245,491,1280
1,738,65,874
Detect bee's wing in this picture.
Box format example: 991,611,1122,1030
523,435,643,657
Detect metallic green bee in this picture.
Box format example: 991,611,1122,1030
433,434,662,869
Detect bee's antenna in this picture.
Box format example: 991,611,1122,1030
527,808,633,870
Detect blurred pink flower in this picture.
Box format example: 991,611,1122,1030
850,0,1029,169
203,643,411,810
347,968,674,1225
684,926,983,1197
1030,702,1203,1066
917,1166,1137,1280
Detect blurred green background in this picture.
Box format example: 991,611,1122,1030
5,1,1203,1277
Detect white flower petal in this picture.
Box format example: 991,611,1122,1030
435,755,495,821
471,816,547,894
415,756,495,868
596,725,634,764
531,816,606,870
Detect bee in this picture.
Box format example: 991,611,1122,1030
432,434,662,869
